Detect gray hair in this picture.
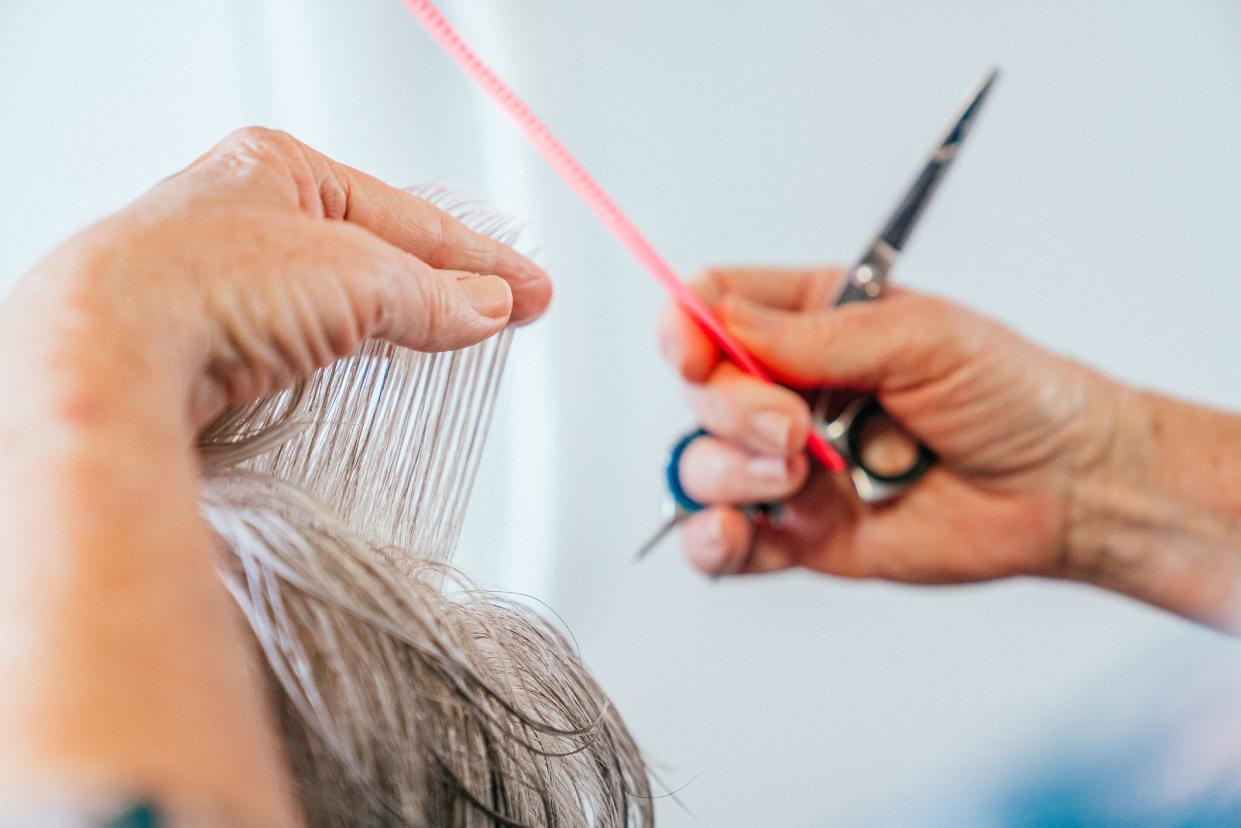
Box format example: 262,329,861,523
197,195,652,826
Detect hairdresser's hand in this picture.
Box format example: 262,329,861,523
658,267,1123,585
0,128,552,826
14,126,551,428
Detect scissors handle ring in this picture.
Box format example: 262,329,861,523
664,429,783,520
824,397,935,502
665,428,710,514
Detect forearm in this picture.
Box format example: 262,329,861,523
0,263,299,824
1067,385,1241,629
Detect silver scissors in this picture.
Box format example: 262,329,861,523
637,69,999,560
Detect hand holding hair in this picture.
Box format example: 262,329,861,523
14,126,551,429
660,266,1241,631
0,128,553,826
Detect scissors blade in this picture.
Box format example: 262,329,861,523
853,68,1000,290
634,512,682,561
817,70,998,456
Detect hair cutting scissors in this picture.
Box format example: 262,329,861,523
637,69,999,560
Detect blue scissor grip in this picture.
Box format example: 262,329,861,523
666,428,709,514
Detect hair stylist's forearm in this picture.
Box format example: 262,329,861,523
1066,385,1241,629
0,255,300,824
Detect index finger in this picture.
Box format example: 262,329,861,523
658,266,846,382
319,159,551,326
205,128,552,326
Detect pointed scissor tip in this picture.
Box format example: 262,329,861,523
971,67,1001,101
947,68,1001,137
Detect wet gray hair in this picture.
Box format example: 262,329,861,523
196,193,652,826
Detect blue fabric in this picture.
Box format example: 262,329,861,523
106,803,161,828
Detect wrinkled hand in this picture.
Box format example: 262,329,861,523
659,267,1120,584
19,127,550,427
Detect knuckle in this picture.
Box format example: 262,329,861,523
436,220,495,274
207,127,303,189
688,380,743,435
787,453,810,488
911,295,984,357
689,266,726,300
219,126,290,159
804,266,848,306
805,308,838,344
691,265,723,282
324,306,364,360
429,210,455,267
226,125,274,144
412,271,454,347
370,265,405,338
878,293,996,385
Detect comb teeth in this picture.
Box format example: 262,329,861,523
402,0,847,471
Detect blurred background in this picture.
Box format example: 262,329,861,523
3,2,1241,824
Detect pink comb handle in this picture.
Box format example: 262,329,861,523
400,0,844,472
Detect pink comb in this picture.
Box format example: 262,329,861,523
401,0,845,472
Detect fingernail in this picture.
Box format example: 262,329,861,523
747,455,788,482
751,411,792,453
460,274,512,319
658,327,684,370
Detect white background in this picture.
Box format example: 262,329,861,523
3,2,1240,824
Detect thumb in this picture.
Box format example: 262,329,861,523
376,267,513,352
718,291,972,392
330,218,514,352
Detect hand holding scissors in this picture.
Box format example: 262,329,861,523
645,67,1125,584
638,70,999,560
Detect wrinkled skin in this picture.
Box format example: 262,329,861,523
0,128,551,827
659,266,1122,584
25,126,551,429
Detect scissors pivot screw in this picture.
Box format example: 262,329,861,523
853,264,882,297
636,68,998,557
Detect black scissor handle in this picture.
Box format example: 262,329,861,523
824,396,934,502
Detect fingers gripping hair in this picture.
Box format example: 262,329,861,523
197,191,653,826
204,128,551,327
